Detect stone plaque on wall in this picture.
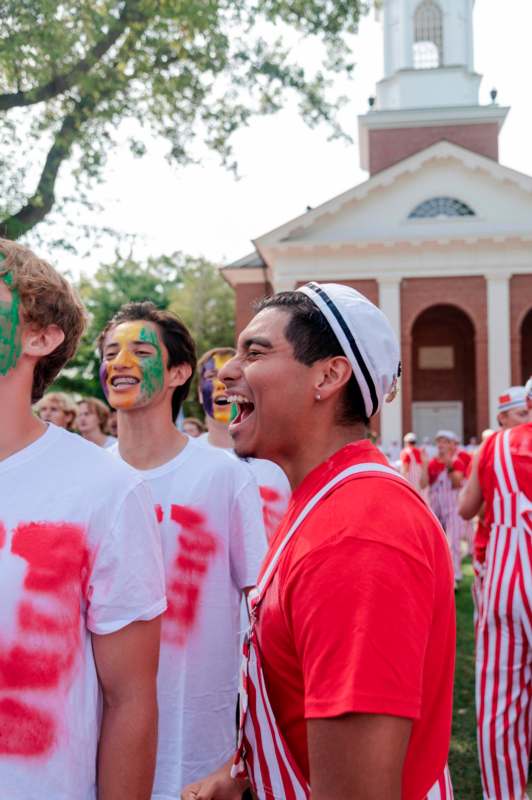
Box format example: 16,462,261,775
418,346,454,370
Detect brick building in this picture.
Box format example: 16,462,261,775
221,0,532,446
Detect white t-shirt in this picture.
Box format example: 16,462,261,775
241,457,291,542
115,438,267,797
196,436,291,542
0,424,166,800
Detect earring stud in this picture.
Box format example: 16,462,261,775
315,392,321,400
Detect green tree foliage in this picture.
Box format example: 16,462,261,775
0,0,366,241
52,252,234,412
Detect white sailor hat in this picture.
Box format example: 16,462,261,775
297,282,401,419
404,432,417,443
525,377,532,406
435,430,456,441
497,386,527,413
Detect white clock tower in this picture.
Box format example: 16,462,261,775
359,0,508,174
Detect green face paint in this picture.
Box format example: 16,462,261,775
0,267,23,376
138,326,164,399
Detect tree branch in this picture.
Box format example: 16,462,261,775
0,21,148,240
0,95,98,239
0,0,140,111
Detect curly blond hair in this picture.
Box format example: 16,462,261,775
35,391,77,430
0,238,87,401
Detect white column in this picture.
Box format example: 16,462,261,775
377,276,403,449
486,273,511,427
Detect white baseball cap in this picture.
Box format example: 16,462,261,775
297,282,401,419
525,376,532,406
435,430,456,441
404,432,417,443
497,386,527,413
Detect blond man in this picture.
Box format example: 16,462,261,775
35,391,77,430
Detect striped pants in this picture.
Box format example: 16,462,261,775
476,524,532,799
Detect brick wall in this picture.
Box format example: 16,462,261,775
510,274,532,384
368,122,499,174
235,281,272,337
401,276,488,437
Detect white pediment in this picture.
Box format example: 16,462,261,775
254,141,532,255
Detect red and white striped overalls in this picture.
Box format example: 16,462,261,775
232,462,454,800
430,466,463,581
476,429,532,800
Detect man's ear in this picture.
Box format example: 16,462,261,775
168,362,193,389
314,356,352,401
23,324,65,358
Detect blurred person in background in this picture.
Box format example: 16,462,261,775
197,346,291,542
428,430,466,586
76,397,116,449
183,416,205,438
35,390,76,430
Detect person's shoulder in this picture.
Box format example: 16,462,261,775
288,475,442,579
54,428,142,493
187,440,257,483
246,457,291,490
511,421,532,454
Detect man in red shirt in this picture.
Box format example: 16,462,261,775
182,283,455,800
458,387,531,800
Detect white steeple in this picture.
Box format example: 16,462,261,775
377,0,480,110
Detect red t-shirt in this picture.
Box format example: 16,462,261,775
256,441,456,800
457,449,472,471
478,423,532,529
400,445,422,465
428,456,464,485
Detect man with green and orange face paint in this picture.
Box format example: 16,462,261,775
100,319,165,411
98,303,267,797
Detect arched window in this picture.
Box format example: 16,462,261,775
408,197,475,219
413,0,443,69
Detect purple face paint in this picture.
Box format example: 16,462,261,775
99,361,109,400
199,357,215,418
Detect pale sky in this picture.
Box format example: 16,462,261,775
40,1,532,277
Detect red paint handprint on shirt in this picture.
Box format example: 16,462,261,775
259,486,285,542
160,505,218,647
0,522,88,757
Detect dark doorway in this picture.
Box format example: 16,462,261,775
411,304,477,441
521,308,532,383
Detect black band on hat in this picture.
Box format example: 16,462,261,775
306,281,379,417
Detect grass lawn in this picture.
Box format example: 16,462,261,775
449,559,482,798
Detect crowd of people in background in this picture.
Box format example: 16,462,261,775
1,237,530,800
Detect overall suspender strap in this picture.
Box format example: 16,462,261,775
254,462,409,600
